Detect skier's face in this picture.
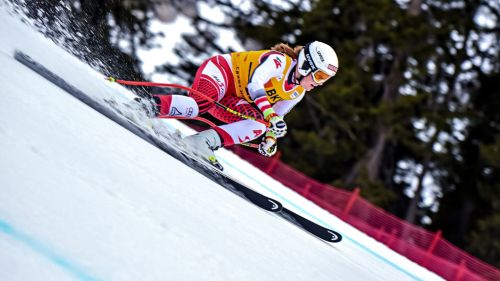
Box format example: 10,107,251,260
299,73,324,91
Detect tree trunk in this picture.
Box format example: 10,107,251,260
345,1,422,185
345,52,404,184
366,126,388,180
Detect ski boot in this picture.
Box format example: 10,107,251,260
183,129,224,171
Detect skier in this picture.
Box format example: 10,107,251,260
151,41,339,167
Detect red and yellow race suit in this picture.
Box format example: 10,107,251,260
230,50,305,107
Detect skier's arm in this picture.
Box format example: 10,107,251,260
257,94,305,157
247,53,286,101
247,53,287,138
258,96,303,157
272,94,304,116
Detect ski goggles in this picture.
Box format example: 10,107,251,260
299,55,334,84
300,62,333,84
311,69,333,84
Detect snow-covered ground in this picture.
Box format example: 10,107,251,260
0,4,443,281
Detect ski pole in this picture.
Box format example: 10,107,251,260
106,77,269,127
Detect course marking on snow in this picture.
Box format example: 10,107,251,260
0,219,102,281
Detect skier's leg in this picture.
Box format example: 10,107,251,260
184,89,265,161
182,56,236,165
183,119,266,170
184,96,265,167
152,95,199,118
213,119,266,146
207,95,266,145
208,95,263,124
190,55,233,114
154,55,231,118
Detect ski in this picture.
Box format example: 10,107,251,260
278,208,342,243
190,154,342,243
178,144,342,243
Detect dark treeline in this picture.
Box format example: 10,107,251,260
10,0,499,267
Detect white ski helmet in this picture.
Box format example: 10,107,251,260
297,41,339,83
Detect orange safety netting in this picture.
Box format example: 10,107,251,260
230,146,500,281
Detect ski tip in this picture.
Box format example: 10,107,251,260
106,76,116,82
268,199,283,212
327,231,342,243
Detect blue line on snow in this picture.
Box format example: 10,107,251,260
0,219,101,281
220,158,426,281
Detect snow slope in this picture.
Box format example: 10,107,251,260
0,5,443,281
